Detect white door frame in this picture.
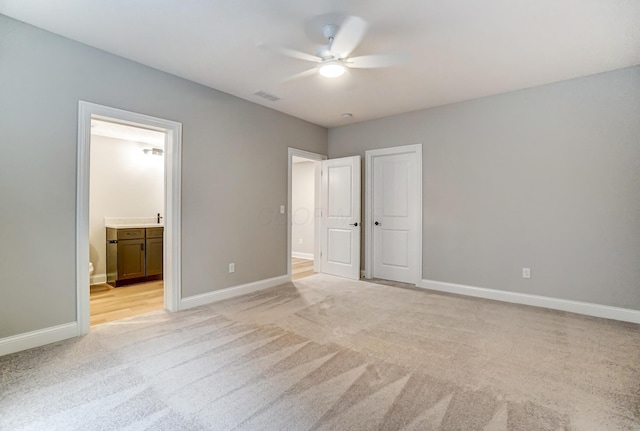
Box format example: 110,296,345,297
365,144,422,282
76,101,182,335
287,148,326,277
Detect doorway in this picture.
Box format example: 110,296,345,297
76,102,182,335
287,149,325,280
88,119,166,326
288,148,362,281
291,156,319,280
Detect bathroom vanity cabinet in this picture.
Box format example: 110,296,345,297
106,226,163,287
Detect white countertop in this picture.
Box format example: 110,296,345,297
104,217,164,229
105,223,164,229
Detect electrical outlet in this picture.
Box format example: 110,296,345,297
229,263,235,273
522,267,531,279
298,238,303,245
280,205,285,214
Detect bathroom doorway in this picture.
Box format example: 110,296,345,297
287,148,325,280
76,102,182,335
89,119,166,326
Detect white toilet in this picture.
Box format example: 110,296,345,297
89,262,94,276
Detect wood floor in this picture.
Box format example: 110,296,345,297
291,257,315,281
90,281,164,327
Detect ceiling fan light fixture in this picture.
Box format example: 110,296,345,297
319,62,346,78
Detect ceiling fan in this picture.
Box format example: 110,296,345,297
262,16,403,82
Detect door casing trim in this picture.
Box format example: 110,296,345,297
76,101,182,335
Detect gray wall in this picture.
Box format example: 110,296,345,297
0,15,327,338
329,66,640,310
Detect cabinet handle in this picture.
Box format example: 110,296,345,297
141,243,144,251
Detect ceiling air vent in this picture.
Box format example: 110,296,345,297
253,90,281,102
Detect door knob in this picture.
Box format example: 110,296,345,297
349,222,359,227
375,221,381,226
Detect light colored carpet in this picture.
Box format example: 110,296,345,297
1,274,639,430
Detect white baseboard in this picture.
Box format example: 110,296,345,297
180,275,291,310
0,322,78,357
90,273,107,285
418,279,640,325
292,252,314,260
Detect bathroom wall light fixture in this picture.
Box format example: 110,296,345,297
143,148,164,156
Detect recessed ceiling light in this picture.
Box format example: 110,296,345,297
341,113,353,119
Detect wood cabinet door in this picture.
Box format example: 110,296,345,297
117,239,146,279
146,238,163,276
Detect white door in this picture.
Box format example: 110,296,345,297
320,156,361,279
370,148,420,283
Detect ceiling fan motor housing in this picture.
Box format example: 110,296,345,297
317,23,340,60
316,45,334,60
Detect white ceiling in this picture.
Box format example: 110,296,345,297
2,0,639,128
292,156,317,164
91,119,165,147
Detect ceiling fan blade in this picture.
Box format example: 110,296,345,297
331,16,368,58
346,54,405,69
258,43,322,63
281,67,318,83
277,47,323,63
